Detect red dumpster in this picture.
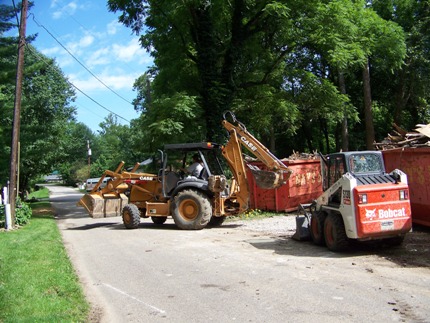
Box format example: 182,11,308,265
247,159,322,212
382,147,430,227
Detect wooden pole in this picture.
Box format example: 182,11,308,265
9,0,28,225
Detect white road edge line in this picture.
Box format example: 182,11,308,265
102,283,166,314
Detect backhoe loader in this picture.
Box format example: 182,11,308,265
77,111,292,230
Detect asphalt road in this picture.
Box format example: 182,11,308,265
49,185,430,323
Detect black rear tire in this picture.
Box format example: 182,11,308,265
208,216,225,227
122,204,140,229
151,216,167,225
310,211,326,245
324,213,349,252
172,189,211,230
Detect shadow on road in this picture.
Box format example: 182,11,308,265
245,230,430,269
66,222,119,230
49,195,84,203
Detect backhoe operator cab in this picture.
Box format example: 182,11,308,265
309,151,412,251
160,142,226,198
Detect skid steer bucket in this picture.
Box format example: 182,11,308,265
77,193,128,218
292,203,312,241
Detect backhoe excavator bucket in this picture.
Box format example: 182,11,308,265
77,193,128,218
248,164,291,190
250,168,282,189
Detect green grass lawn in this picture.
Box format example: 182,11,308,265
0,188,89,322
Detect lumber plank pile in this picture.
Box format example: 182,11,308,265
375,123,430,150
287,151,319,160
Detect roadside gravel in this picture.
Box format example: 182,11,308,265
229,214,299,236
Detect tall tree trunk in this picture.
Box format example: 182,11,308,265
319,117,329,153
362,58,375,150
269,124,276,153
192,4,225,143
338,70,348,152
393,69,410,125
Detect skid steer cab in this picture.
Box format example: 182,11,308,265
298,151,412,252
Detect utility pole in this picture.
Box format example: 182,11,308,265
87,140,92,178
8,0,28,226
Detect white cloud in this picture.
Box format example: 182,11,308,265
112,39,145,63
41,46,62,56
69,71,139,93
86,47,112,67
65,34,94,55
79,34,94,47
50,0,61,9
107,20,120,35
52,1,78,19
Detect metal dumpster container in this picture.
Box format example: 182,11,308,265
382,147,430,227
247,159,322,212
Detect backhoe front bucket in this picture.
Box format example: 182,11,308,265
77,193,128,218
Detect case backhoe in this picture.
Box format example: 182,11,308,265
77,111,292,230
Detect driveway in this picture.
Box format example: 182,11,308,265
48,185,430,323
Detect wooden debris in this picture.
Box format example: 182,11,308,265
287,150,319,160
375,123,430,150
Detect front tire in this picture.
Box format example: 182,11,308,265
122,204,140,229
324,213,349,252
172,189,212,230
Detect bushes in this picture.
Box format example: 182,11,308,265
0,198,32,228
15,198,32,226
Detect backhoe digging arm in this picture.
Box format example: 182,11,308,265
222,111,292,190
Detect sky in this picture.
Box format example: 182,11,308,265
5,0,152,132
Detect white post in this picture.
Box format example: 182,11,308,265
3,186,12,230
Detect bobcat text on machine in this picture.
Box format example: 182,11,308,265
297,151,412,251
77,111,292,230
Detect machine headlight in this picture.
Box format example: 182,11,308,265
399,190,409,200
358,193,368,204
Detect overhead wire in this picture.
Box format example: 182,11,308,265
30,13,134,106
65,12,145,79
24,43,131,123
10,5,136,125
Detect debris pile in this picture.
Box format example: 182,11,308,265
287,151,319,160
375,123,430,150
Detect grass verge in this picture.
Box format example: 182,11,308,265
231,208,286,221
0,189,89,322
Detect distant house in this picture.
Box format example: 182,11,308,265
44,174,62,183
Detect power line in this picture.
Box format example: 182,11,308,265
30,14,134,106
72,83,130,123
25,44,130,123
65,12,145,79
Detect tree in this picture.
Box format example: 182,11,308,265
0,34,78,192
108,0,413,156
308,0,405,150
108,0,304,152
370,0,430,130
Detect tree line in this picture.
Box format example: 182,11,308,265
1,1,429,194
